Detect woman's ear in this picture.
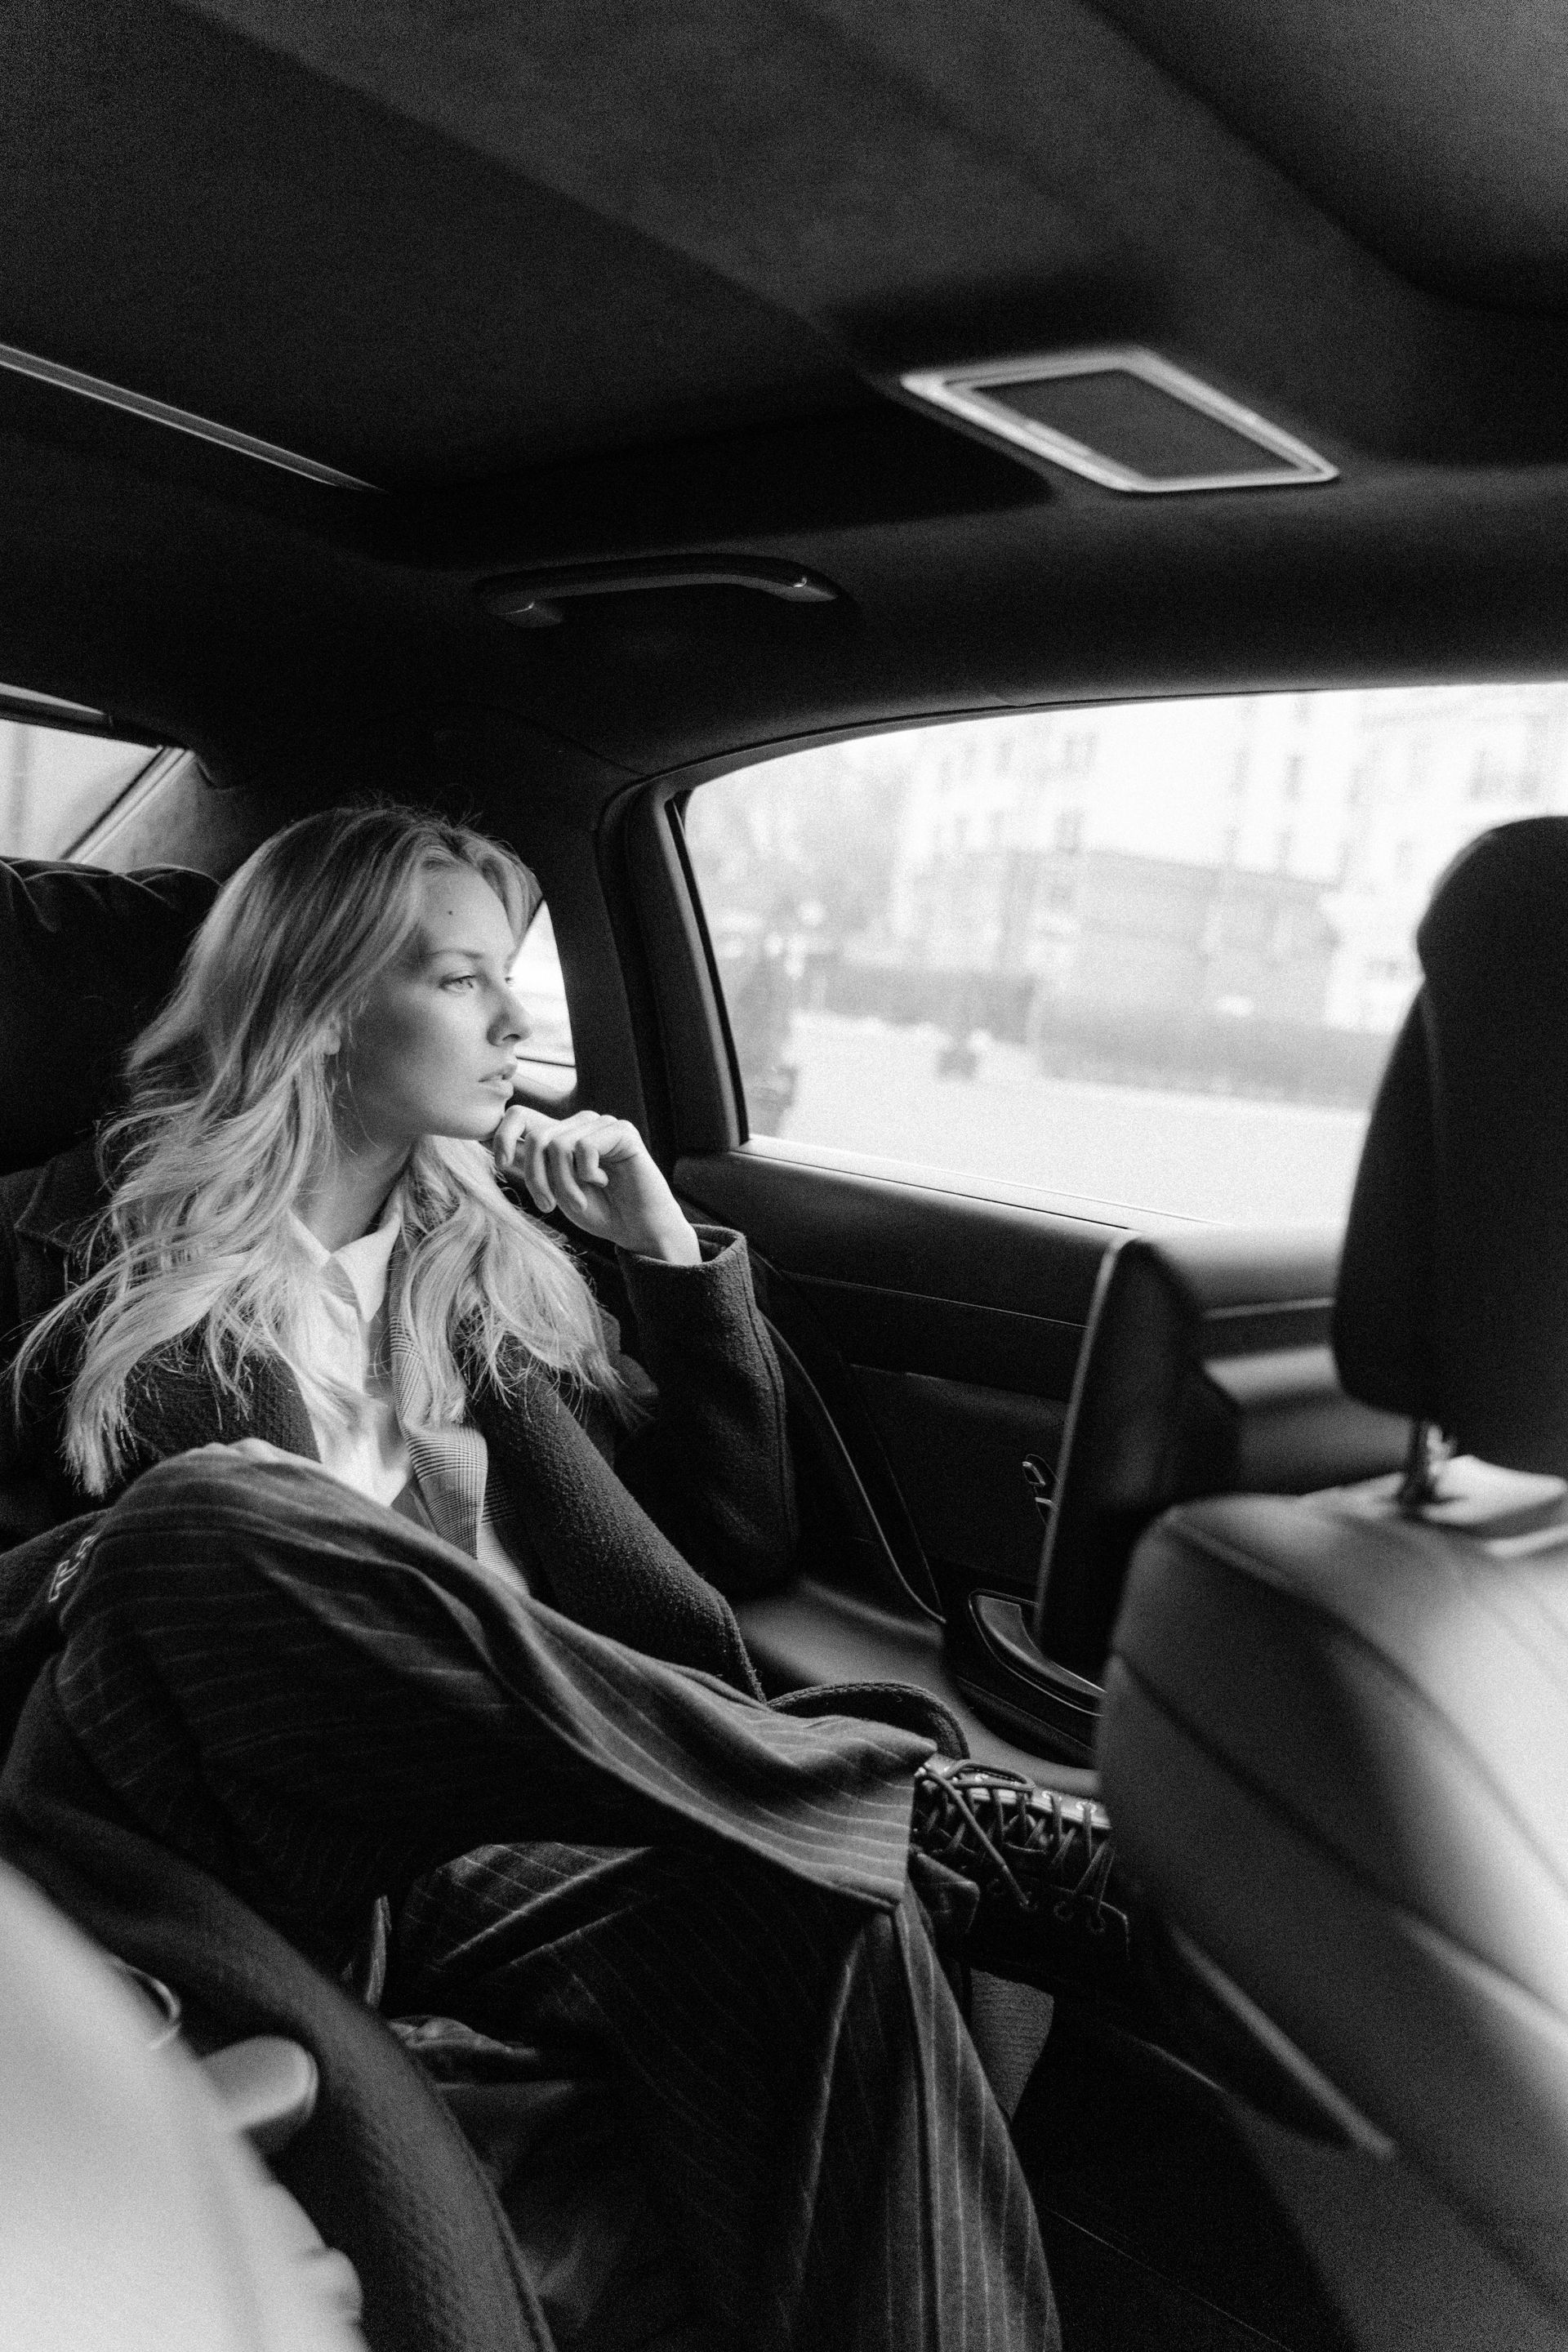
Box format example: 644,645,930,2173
320,1018,342,1057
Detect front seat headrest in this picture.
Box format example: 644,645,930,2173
0,859,217,1178
1333,816,1568,1475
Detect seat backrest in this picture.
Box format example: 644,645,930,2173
1034,1224,1408,1684
1101,817,1568,2329
0,859,219,1539
0,858,216,1178
1104,1473,1568,2334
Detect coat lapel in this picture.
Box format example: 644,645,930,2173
386,1265,487,1559
470,1365,760,1696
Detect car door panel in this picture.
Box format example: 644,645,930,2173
677,1141,1115,1316
852,1367,1065,1597
676,1143,1115,1767
793,1276,1085,1396
675,1136,1410,1789
675,1155,1111,1592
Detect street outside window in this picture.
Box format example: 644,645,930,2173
682,684,1566,1223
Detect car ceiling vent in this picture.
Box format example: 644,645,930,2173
900,349,1337,495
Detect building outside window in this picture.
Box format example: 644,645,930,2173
684,683,1568,1223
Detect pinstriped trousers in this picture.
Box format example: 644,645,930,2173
44,1447,1058,2352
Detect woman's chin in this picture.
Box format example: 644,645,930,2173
408,1107,508,1146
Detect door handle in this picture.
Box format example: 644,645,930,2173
971,1595,1102,1709
1022,1454,1057,1529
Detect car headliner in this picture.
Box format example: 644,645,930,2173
4,0,1568,813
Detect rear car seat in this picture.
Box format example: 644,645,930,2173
0,859,218,1539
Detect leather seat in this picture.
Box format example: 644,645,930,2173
1099,817,1568,2323
0,858,218,1541
0,858,217,1178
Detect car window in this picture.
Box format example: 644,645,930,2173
0,704,162,863
510,900,576,1107
681,685,1564,1224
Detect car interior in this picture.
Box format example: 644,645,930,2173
4,2,1568,2347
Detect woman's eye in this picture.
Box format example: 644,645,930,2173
441,973,480,992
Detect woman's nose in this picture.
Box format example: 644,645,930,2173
493,988,531,1046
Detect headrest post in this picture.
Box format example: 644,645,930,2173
1397,1418,1449,1513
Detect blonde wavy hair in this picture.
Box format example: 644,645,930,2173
20,803,631,1494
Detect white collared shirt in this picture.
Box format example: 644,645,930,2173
288,1196,530,1590
290,1193,411,1512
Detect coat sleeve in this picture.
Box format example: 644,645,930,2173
605,1224,797,1599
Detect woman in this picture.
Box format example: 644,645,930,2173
7,804,793,1691
0,805,1057,2352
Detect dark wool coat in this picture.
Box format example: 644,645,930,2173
0,1157,989,2352
0,1139,798,1704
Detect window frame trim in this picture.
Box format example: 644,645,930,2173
608,708,1031,1164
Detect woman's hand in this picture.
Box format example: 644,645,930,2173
492,1106,702,1265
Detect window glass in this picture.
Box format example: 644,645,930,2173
510,901,575,1106
682,686,1566,1224
0,710,158,862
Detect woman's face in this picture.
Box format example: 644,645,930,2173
335,863,531,1152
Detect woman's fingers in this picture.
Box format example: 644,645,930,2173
547,1121,617,1217
573,1134,608,1191
502,1111,695,1260
501,1108,633,1222
546,1129,593,1219
510,1115,556,1214
490,1103,530,1169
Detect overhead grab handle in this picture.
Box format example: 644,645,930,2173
479,555,840,628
